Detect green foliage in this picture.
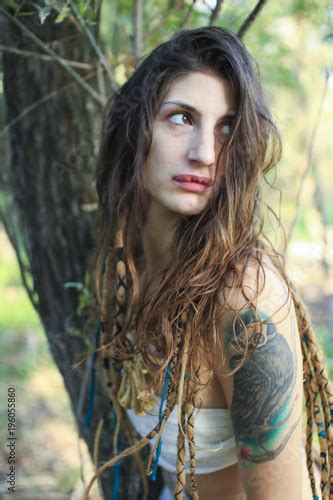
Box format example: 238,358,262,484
0,255,21,287
0,328,44,382
0,284,41,331
293,210,310,239
57,465,82,494
316,325,333,380
54,5,70,23
1,0,18,8
327,203,333,226
9,0,98,28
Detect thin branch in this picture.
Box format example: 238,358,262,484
313,165,329,277
133,0,144,61
0,6,103,105
0,44,94,69
95,0,103,42
167,0,176,10
286,70,329,247
96,64,107,106
69,0,118,93
209,0,224,26
35,32,81,49
237,0,267,39
180,0,197,29
0,69,99,139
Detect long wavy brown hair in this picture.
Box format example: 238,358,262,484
79,26,332,500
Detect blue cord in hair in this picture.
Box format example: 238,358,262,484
112,410,121,500
151,360,172,481
84,254,107,431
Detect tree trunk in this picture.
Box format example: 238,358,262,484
0,5,163,499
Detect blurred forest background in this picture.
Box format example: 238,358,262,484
0,0,332,498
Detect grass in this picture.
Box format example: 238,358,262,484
0,227,82,497
316,324,333,381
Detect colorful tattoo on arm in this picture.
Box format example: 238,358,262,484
225,309,300,467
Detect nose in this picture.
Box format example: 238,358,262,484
187,124,216,167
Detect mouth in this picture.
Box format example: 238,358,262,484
172,175,213,187
172,174,213,193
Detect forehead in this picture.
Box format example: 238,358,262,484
161,71,236,113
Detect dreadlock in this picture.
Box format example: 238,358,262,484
291,288,333,497
78,215,333,500
81,217,197,500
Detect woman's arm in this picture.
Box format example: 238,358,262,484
214,257,304,500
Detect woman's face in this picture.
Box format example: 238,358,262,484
143,71,236,218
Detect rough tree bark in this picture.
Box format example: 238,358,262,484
0,5,162,499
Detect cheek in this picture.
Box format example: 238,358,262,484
144,143,167,178
142,155,159,193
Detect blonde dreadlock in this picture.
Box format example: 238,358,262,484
92,226,151,499
290,285,333,499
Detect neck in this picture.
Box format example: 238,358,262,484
142,201,181,280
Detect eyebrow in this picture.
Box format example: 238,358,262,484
161,100,236,121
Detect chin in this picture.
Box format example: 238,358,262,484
171,204,207,216
150,195,208,217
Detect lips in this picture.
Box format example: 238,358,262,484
172,175,213,187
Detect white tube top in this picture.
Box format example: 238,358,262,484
126,396,238,474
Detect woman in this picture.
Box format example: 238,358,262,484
80,26,332,499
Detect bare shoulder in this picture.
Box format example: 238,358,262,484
213,252,302,398
218,253,294,328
